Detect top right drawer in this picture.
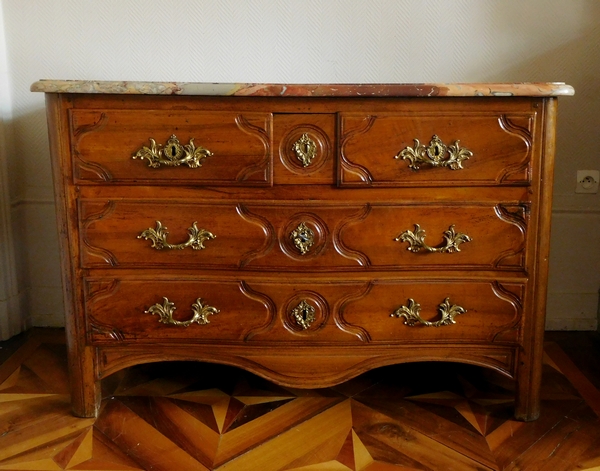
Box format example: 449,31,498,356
338,105,539,187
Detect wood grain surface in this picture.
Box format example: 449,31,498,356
0,330,599,470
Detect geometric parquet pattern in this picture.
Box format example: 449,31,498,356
1,332,600,470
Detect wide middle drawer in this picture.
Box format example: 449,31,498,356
79,200,528,271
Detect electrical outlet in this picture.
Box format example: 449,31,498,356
576,170,599,194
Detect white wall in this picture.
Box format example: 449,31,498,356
0,0,598,333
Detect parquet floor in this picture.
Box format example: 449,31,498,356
1,330,600,470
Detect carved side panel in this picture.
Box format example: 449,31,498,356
234,114,272,183
236,204,276,268
493,203,529,268
497,114,535,184
84,279,124,342
332,204,372,267
69,111,112,182
79,200,118,266
335,282,373,342
240,281,277,340
338,115,376,185
491,282,525,343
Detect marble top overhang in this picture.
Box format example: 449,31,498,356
30,80,575,97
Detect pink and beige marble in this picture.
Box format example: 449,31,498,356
31,80,574,97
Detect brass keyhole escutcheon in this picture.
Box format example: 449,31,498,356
395,135,472,171
290,300,316,330
133,134,213,169
290,222,315,255
292,133,317,167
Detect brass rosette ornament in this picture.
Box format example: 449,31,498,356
395,224,471,253
395,135,472,170
145,297,219,327
133,134,213,168
391,298,466,327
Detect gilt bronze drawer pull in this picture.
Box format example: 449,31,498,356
290,222,315,255
395,135,472,170
395,224,471,253
291,299,316,330
145,297,219,327
391,298,466,327
138,221,215,250
292,133,317,167
132,134,213,168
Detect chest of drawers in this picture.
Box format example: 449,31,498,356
33,81,573,421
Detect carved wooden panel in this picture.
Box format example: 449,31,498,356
78,200,268,268
338,111,536,187
342,280,524,343
84,278,274,343
340,202,529,271
273,113,336,184
70,110,273,185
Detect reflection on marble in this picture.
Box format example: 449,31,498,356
31,80,575,97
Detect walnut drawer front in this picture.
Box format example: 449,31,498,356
338,111,536,187
85,278,523,345
69,110,272,185
79,200,529,271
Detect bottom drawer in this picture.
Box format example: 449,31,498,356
84,277,524,344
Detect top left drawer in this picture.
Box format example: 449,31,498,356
69,110,273,186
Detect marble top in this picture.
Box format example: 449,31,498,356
30,80,574,97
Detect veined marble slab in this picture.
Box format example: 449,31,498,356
31,80,574,97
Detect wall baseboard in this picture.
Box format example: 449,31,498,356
545,318,598,331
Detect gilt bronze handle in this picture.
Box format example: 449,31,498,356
395,135,472,170
391,298,466,327
138,221,215,250
145,297,219,327
395,224,471,253
132,134,213,168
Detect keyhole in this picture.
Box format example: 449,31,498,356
171,146,177,157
